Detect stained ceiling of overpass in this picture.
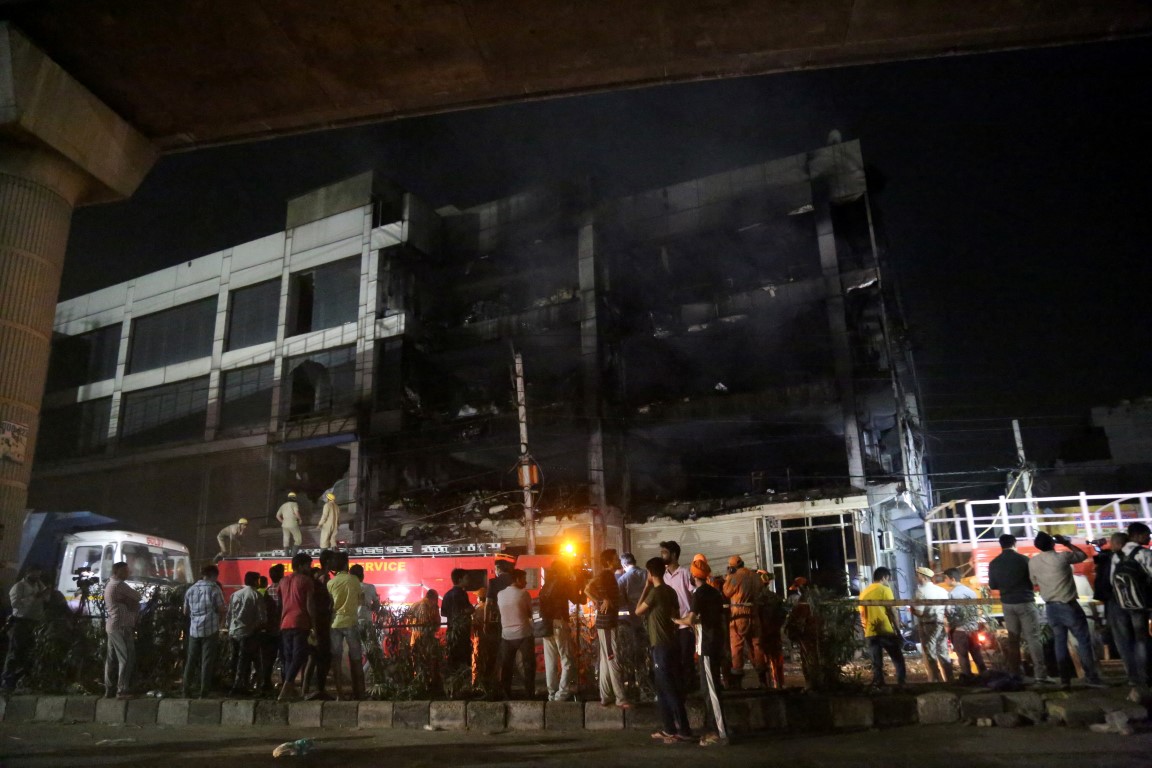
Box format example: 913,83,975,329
3,0,1150,151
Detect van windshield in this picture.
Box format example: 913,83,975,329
121,542,193,584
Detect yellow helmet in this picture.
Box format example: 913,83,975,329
287,492,297,499
238,518,249,525
326,492,336,502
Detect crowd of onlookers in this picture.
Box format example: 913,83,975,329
860,522,1152,694
3,523,1150,746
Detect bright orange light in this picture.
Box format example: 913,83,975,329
562,542,577,557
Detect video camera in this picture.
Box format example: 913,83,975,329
73,567,100,591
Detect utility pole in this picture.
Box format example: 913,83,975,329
513,350,537,554
1012,418,1037,520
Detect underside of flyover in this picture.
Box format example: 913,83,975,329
3,1,1151,151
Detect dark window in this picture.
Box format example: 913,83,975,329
120,377,210,447
46,324,121,391
127,298,216,374
374,339,404,409
284,346,356,418
219,363,275,432
226,280,280,351
288,257,360,335
35,397,112,460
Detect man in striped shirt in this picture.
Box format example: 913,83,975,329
183,564,225,698
104,562,140,698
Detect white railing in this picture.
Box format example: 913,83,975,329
925,491,1152,551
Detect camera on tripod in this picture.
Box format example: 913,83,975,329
73,567,100,591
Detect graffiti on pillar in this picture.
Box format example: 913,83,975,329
1,421,28,464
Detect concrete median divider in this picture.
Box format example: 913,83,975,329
583,701,624,730
322,701,359,728
222,698,256,726
429,700,466,730
64,696,96,723
1,687,1144,733
466,700,505,731
392,700,430,729
33,696,66,722
357,701,393,728
126,697,160,725
509,700,546,730
94,697,126,724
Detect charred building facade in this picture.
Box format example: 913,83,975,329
30,139,927,584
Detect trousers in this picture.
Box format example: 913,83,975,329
541,618,574,700
105,627,136,694
867,633,906,686
595,627,629,704
1045,600,1101,684
182,634,219,697
1002,602,1048,678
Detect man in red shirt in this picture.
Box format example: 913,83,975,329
278,552,316,701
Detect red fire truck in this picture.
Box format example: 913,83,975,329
217,542,556,604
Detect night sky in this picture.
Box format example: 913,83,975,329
62,38,1152,501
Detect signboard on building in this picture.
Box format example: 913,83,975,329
1,420,28,464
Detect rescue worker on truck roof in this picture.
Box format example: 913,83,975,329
318,492,340,550
277,492,303,555
215,518,248,560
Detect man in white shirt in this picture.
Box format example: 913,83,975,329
104,562,141,698
660,540,697,692
942,568,986,680
496,569,535,699
227,570,267,695
913,567,952,683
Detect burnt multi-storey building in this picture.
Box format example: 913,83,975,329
30,138,927,590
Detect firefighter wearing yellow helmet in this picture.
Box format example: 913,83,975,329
318,491,340,549
276,491,303,554
215,517,249,559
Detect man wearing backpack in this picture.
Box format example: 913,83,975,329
1111,522,1152,689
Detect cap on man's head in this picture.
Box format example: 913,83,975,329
287,491,297,499
915,566,936,579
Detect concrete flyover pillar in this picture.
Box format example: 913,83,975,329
0,23,157,574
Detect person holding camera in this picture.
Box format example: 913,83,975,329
1,564,49,698
104,562,141,699
1028,531,1106,689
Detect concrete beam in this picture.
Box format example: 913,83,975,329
1,23,157,205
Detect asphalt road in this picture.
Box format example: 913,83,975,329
0,720,1149,768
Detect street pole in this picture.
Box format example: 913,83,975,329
1012,418,1037,518
513,350,536,554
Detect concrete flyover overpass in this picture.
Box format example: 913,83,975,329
1,1,1150,569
